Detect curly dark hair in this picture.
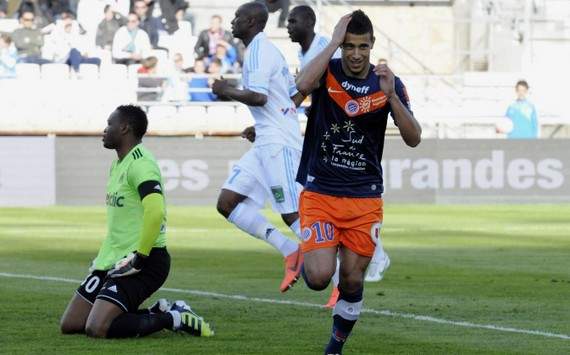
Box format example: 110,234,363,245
116,105,148,139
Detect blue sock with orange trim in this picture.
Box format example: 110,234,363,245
325,286,363,354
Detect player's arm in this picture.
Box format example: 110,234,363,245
375,65,421,147
296,14,352,96
212,80,268,106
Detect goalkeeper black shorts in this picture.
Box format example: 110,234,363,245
76,247,170,312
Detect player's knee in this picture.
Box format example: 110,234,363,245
302,266,333,291
60,318,79,334
85,321,108,338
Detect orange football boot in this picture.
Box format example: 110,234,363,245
279,247,304,292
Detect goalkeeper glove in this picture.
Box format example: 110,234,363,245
107,252,148,278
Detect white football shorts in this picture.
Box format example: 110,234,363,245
222,144,302,214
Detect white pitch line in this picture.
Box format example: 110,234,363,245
1,272,569,341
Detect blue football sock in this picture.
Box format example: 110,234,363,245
325,287,363,354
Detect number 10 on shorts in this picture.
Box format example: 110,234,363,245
302,222,335,244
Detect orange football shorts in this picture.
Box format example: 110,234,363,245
299,190,383,257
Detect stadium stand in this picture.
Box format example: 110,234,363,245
0,0,568,137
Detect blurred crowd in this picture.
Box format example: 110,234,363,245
0,0,272,101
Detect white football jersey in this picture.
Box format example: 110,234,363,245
298,33,341,69
242,32,302,150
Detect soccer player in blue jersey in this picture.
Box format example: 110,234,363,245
295,11,422,354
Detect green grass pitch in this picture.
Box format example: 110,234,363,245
1,204,569,354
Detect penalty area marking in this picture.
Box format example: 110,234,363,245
1,272,569,341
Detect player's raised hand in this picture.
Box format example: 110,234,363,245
211,78,228,96
374,64,395,99
241,126,256,143
108,252,147,278
331,14,352,47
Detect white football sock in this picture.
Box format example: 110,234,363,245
289,218,302,240
228,202,297,256
228,202,270,240
267,228,299,257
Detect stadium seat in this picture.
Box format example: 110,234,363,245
15,63,41,79
206,105,238,134
148,105,178,120
41,63,70,79
78,64,99,79
128,64,142,78
100,64,128,79
176,105,208,132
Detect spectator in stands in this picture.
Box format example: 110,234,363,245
503,80,539,139
136,54,157,73
96,5,124,52
172,52,189,72
162,52,188,101
208,42,237,74
188,58,216,101
0,0,7,18
45,11,100,72
258,0,289,28
207,57,236,101
112,12,151,65
137,55,165,101
158,0,188,35
0,33,17,78
133,0,161,48
37,0,70,24
11,10,51,64
194,14,233,60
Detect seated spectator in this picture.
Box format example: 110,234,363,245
43,12,100,72
112,12,151,65
188,58,216,102
137,55,158,74
96,5,125,52
207,57,238,101
162,52,189,101
173,52,189,73
137,56,164,101
17,0,50,28
194,14,234,60
133,0,162,48
36,0,70,24
11,10,51,64
0,0,7,18
209,42,237,74
0,34,17,78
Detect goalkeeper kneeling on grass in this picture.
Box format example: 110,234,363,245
60,105,214,338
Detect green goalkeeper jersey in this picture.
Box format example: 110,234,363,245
92,144,167,270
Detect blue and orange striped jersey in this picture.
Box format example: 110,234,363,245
296,59,411,197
